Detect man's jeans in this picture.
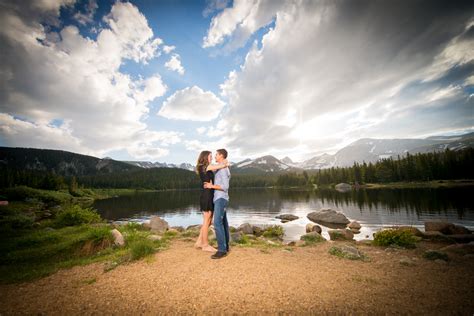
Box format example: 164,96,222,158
213,198,229,253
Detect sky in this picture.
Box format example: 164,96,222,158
0,0,473,164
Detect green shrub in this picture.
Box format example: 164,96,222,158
163,229,179,238
373,229,418,248
262,225,284,240
301,233,325,245
54,205,102,227
235,234,251,245
87,226,113,243
129,239,156,260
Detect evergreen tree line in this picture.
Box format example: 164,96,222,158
1,148,472,190
0,168,65,190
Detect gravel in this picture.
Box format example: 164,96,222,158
1,240,473,315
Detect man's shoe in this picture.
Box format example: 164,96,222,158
211,251,227,259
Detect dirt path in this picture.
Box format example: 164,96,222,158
1,240,473,315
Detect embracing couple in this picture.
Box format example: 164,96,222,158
194,148,231,259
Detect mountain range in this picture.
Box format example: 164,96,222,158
231,132,474,173
1,132,472,176
123,161,194,171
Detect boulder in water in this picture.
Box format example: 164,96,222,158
307,209,350,226
276,214,299,221
347,221,361,230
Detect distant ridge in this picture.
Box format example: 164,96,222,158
0,147,140,177
1,132,472,175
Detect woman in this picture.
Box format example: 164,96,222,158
194,150,229,252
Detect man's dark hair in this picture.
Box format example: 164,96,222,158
216,148,228,159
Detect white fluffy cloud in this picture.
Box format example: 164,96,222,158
202,0,285,51
158,86,225,121
103,2,163,63
162,45,175,54
164,53,185,75
208,1,474,159
0,1,179,160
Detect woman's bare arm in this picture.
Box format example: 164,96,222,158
206,159,229,171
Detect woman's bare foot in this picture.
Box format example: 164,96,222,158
194,242,203,249
202,245,217,252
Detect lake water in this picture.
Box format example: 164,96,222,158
93,187,474,241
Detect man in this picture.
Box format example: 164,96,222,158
204,148,231,259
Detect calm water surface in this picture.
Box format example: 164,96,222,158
93,187,474,241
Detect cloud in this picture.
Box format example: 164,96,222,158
0,113,85,153
103,1,163,63
158,86,225,121
162,45,175,54
73,0,98,25
164,53,185,75
0,0,178,161
202,0,230,17
202,0,285,50
196,127,207,134
209,0,474,157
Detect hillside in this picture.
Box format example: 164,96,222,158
0,147,139,176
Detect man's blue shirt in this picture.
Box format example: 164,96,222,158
213,167,230,202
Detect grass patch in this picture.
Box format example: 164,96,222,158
373,229,418,248
262,225,284,240
129,239,156,260
301,233,326,246
0,224,116,283
423,250,449,261
53,205,102,228
231,234,284,250
181,229,200,238
328,246,368,261
0,220,170,284
118,224,169,261
2,186,72,205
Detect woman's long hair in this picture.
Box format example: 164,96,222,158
195,150,211,175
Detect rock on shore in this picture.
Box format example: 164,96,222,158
307,209,350,226
150,216,169,233
425,221,471,235
328,229,354,241
306,223,322,234
276,214,299,222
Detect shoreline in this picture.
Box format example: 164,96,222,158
86,179,474,200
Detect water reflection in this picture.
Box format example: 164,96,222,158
93,187,474,241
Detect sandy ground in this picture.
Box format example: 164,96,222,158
1,240,473,315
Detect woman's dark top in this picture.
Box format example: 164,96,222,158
199,168,214,212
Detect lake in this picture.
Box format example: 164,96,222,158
93,187,474,241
